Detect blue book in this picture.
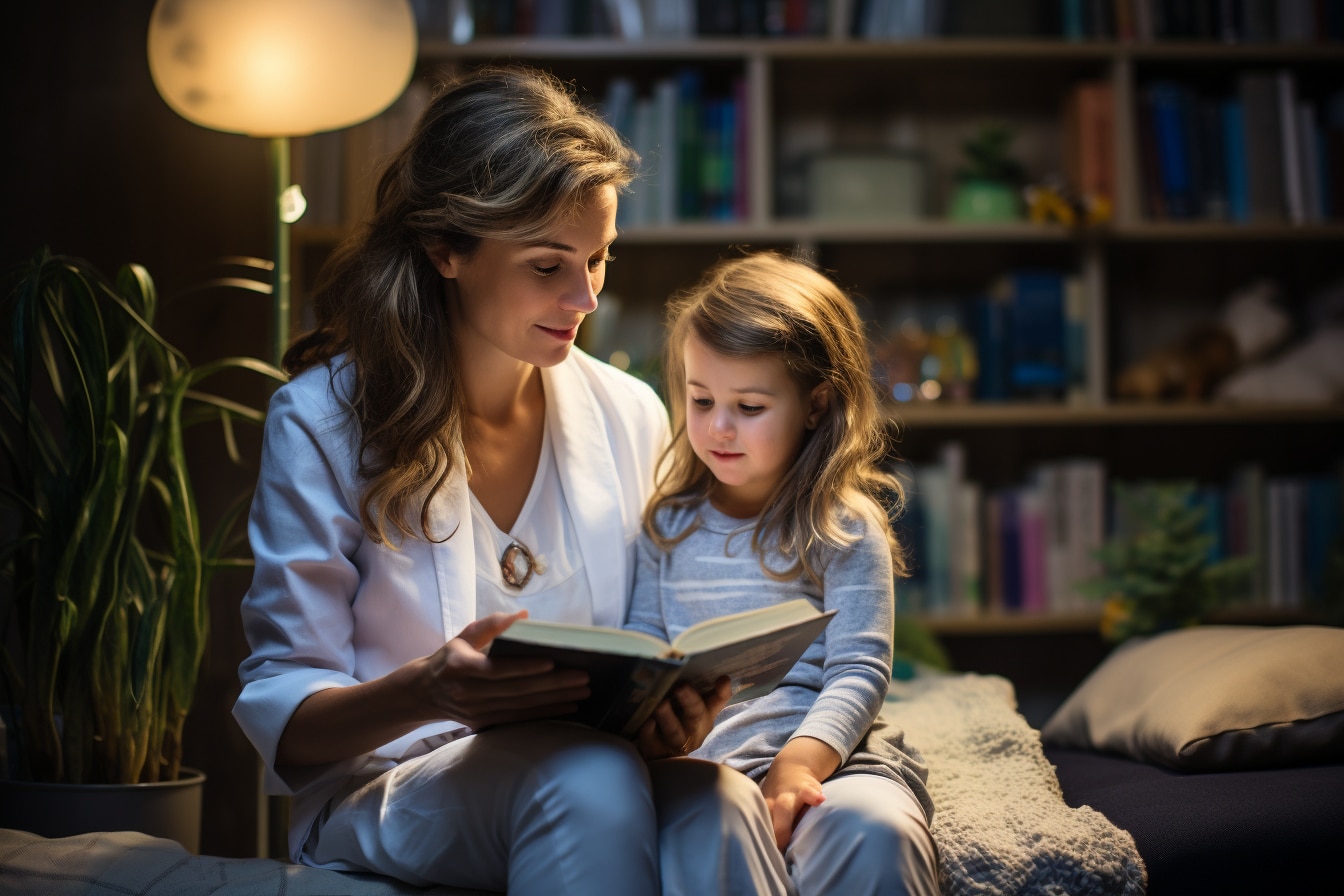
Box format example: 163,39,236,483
1148,82,1195,219
1304,475,1343,604
676,67,704,220
892,466,929,614
1222,98,1251,222
996,270,1066,399
971,292,1011,401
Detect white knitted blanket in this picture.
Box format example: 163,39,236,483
882,672,1147,896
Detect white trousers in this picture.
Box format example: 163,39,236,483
304,721,790,895
786,773,940,896
305,723,937,896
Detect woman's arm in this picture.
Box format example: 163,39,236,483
276,612,591,766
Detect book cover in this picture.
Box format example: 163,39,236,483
983,490,1005,613
1222,98,1250,222
1147,81,1196,219
994,270,1067,400
1063,79,1116,206
676,67,704,220
489,600,836,737
998,488,1024,611
914,463,953,613
1017,486,1048,612
1304,474,1343,603
971,291,1012,401
1277,69,1306,224
1237,70,1287,221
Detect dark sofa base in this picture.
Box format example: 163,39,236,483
1044,747,1344,896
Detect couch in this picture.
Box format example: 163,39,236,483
3,625,1340,896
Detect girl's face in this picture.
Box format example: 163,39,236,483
434,185,618,371
682,332,829,519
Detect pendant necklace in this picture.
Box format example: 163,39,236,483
500,540,537,589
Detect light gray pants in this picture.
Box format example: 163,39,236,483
786,773,940,896
303,721,791,895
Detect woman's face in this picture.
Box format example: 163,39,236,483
437,184,618,370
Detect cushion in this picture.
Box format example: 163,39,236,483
1040,625,1344,771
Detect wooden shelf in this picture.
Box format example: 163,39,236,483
887,401,1344,428
918,611,1102,635
301,31,1342,649
919,605,1325,636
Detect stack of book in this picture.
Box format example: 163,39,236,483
600,70,749,227
894,454,1344,620
1137,73,1341,224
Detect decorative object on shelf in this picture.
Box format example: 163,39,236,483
1116,279,1291,402
948,123,1026,222
1023,176,1112,227
1082,482,1254,643
1216,276,1344,405
146,0,418,367
809,150,928,221
0,252,281,822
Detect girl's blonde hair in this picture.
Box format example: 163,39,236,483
645,251,907,584
284,65,637,545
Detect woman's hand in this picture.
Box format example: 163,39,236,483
758,737,842,849
276,611,589,767
635,675,732,760
416,610,592,730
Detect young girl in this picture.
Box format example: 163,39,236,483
626,251,938,895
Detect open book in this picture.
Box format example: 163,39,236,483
489,599,836,738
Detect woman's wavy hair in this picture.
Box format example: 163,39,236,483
645,251,907,584
284,65,637,545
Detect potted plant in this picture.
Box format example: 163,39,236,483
1081,482,1255,643
0,249,282,847
949,122,1027,222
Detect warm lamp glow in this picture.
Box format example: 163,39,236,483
147,0,417,137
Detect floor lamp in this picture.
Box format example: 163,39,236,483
146,0,417,856
147,0,417,369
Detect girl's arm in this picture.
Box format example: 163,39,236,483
765,508,896,846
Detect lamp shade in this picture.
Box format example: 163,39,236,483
147,0,418,137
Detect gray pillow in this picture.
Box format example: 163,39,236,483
1041,625,1344,771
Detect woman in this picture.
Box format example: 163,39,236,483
233,66,790,895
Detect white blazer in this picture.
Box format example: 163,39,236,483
232,349,669,845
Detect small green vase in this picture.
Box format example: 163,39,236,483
949,179,1021,222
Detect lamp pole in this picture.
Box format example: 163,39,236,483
269,136,292,369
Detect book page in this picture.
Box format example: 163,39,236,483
674,609,835,705
496,618,673,659
669,598,827,655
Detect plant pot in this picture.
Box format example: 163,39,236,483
0,768,205,854
949,178,1021,222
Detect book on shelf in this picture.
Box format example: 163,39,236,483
993,270,1068,401
600,68,748,226
489,599,835,737
1062,79,1116,207
1237,70,1288,222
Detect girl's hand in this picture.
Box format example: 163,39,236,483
758,736,842,849
635,675,732,760
760,762,827,850
416,610,592,730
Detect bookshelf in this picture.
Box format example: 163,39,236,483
291,9,1344,638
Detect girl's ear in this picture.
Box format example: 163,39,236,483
425,240,458,279
806,382,832,430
